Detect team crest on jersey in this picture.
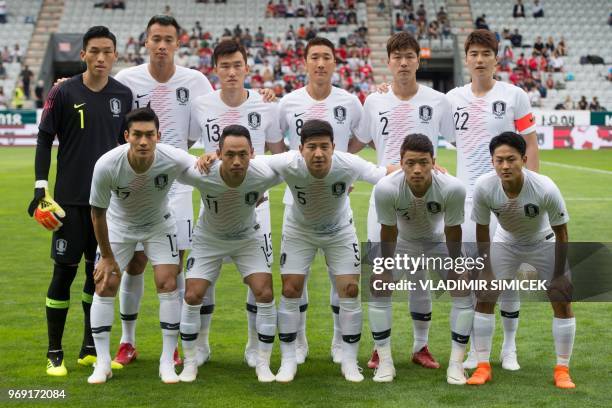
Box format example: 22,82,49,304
427,201,442,214
419,105,433,122
331,182,346,197
245,191,260,205
55,239,68,255
524,203,540,218
176,87,189,105
109,98,121,116
492,101,506,118
333,105,346,123
154,174,168,190
248,112,261,129
114,186,130,200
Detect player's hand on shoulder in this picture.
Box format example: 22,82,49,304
376,82,390,94
257,88,277,102
53,77,70,87
28,184,66,232
94,256,120,288
196,152,218,174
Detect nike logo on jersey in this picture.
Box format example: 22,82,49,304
207,118,218,122
378,110,390,115
456,106,468,111
73,103,86,109
353,261,360,267
294,112,305,117
136,94,148,98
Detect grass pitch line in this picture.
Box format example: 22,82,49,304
541,160,612,175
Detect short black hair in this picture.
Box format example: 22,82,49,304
400,134,434,158
146,15,181,36
300,119,334,145
213,40,248,66
489,131,527,156
126,107,159,131
82,26,116,51
305,37,336,60
219,124,252,149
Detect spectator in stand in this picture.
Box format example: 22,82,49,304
0,86,7,109
265,0,275,17
437,6,448,25
513,0,525,17
557,37,567,56
427,21,439,39
162,4,172,16
377,0,386,16
442,20,451,38
527,84,541,107
550,50,564,72
296,0,307,17
416,3,426,22
545,74,555,89
545,36,555,53
395,13,405,32
0,1,6,24
1,46,9,63
510,29,522,47
255,26,265,46
285,0,295,17
475,14,489,30
528,51,538,71
577,95,588,110
19,64,33,99
11,44,22,63
589,97,604,111
314,0,324,17
562,95,574,109
0,61,5,80
533,36,544,53
306,21,317,40
516,52,527,69
34,80,44,108
532,0,544,18
405,16,417,36
327,12,338,32
357,20,367,38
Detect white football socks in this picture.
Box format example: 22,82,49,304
410,282,432,353
119,272,144,345
91,294,114,366
158,290,180,364
500,290,520,354
553,317,576,366
278,296,300,361
473,312,495,363
450,296,474,363
339,297,362,363
368,297,392,348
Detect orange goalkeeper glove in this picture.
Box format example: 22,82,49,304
28,182,65,232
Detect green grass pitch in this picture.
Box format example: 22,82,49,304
0,147,611,407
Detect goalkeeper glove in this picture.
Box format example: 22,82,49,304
28,181,65,232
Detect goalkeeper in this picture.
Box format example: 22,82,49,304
28,26,132,377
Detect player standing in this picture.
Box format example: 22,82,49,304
189,40,285,368
446,29,539,370
28,26,131,376
350,32,455,370
176,125,283,383
466,132,575,389
278,37,364,364
370,134,472,384
111,15,213,366
88,108,196,384
260,119,396,383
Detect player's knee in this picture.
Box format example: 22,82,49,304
184,288,203,305
282,281,302,298
475,301,495,314
48,263,79,299
254,286,274,303
341,282,359,298
552,301,573,318
155,278,177,293
96,277,119,297
126,251,147,275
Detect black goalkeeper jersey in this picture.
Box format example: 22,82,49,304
39,74,132,206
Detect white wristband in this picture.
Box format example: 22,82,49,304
35,180,48,189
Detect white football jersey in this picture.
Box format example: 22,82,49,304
190,89,283,155
261,150,386,234
90,143,196,241
471,169,569,244
357,85,454,166
178,159,282,240
278,86,363,152
447,81,536,198
375,170,466,242
114,64,213,194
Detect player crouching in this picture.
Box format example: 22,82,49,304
467,132,576,389
87,108,197,384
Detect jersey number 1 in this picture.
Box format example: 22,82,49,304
78,109,84,129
